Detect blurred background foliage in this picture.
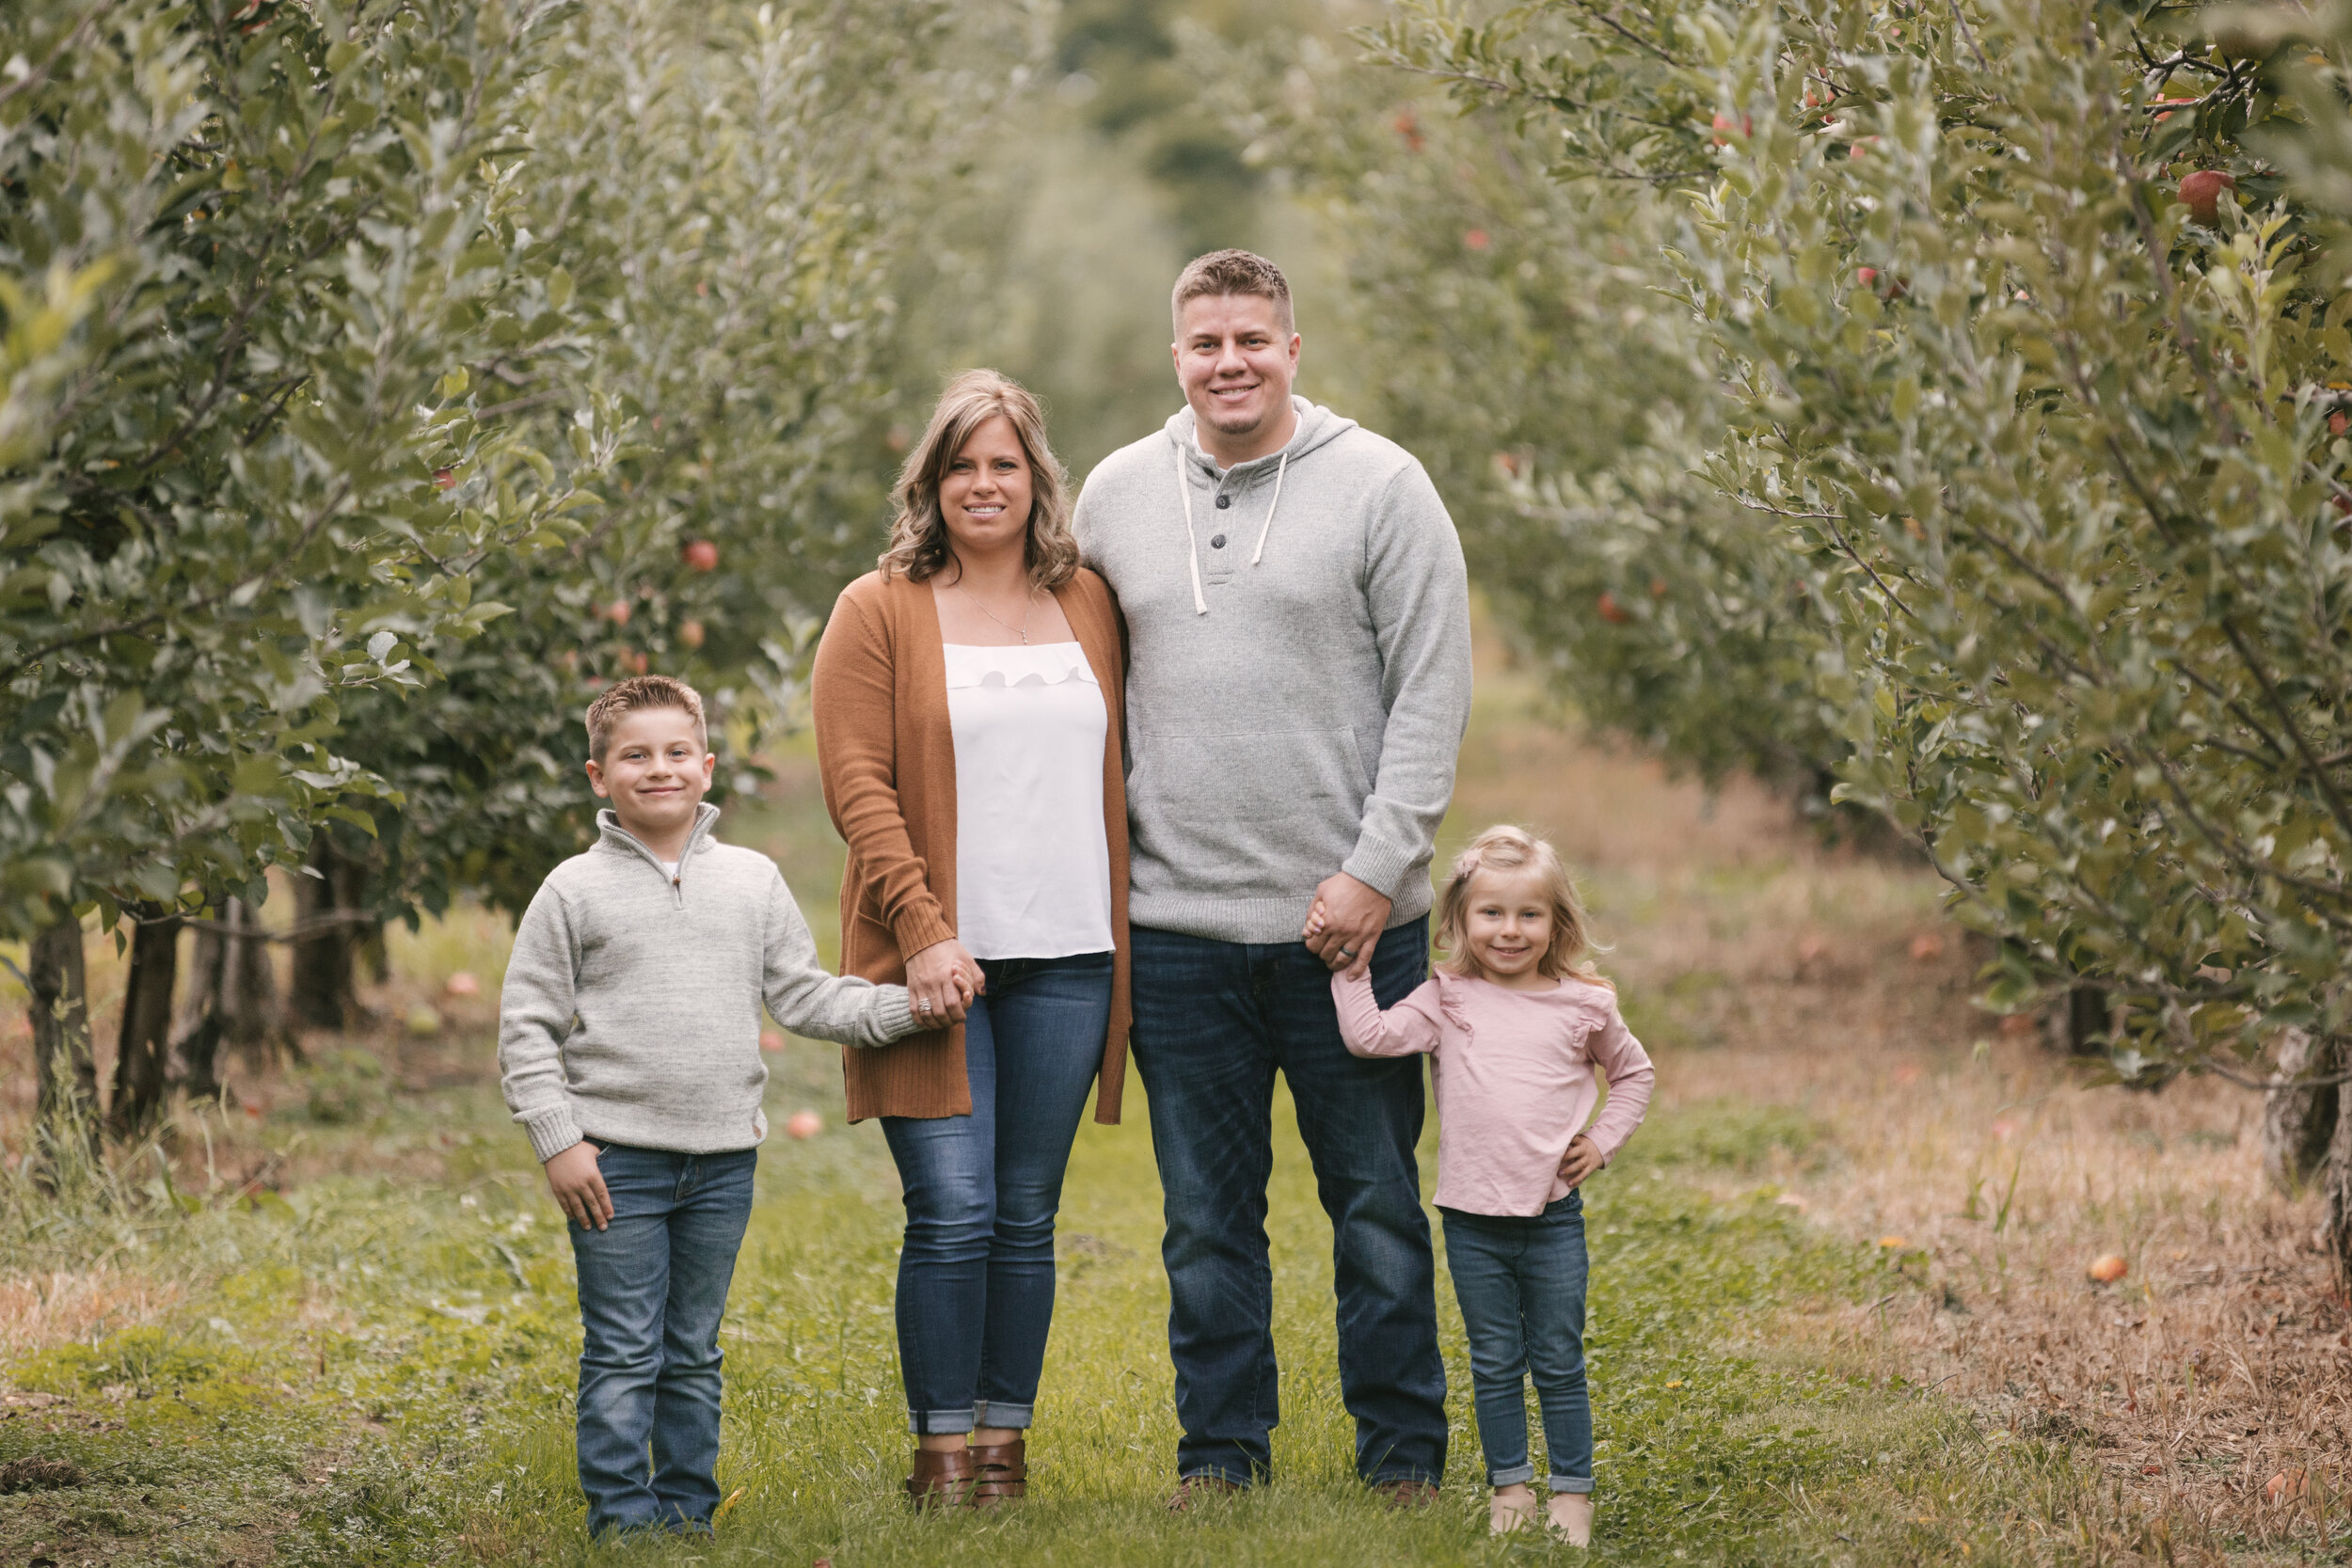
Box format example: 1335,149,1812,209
8,0,2352,1274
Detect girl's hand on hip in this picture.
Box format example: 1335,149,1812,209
905,938,980,1027
547,1141,612,1230
1557,1133,1603,1191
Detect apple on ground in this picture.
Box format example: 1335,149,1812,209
785,1110,823,1140
2088,1252,2128,1283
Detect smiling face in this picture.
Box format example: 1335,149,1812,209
937,414,1035,569
584,705,714,853
1458,864,1559,988
1173,292,1300,464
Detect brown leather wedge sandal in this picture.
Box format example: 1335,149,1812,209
905,1445,977,1509
968,1435,1026,1507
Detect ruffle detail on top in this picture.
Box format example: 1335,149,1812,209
941,641,1099,691
1433,972,1476,1043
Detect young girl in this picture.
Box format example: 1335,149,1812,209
1320,824,1653,1542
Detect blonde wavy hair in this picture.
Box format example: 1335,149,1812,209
1434,824,1612,988
878,369,1077,588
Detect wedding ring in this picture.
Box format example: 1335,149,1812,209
917,999,933,1013
1338,946,1357,959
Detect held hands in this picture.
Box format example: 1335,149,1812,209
904,938,981,1029
1302,873,1391,979
546,1141,612,1231
1557,1133,1603,1191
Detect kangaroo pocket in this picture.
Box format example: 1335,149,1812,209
1127,726,1369,897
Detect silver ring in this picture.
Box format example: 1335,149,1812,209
917,999,933,1013
1338,946,1357,959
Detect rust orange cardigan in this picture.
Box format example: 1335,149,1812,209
810,567,1131,1124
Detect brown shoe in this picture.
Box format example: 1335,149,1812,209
1374,1478,1439,1508
1167,1473,1246,1512
969,1435,1026,1507
905,1445,977,1509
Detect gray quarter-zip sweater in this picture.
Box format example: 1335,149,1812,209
498,803,918,1162
1073,397,1472,943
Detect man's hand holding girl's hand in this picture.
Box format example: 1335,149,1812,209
1557,1133,1603,1190
1302,874,1391,979
905,938,980,1028
547,1141,612,1230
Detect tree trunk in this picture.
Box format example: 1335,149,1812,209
2260,1030,2339,1193
2066,983,2109,1056
290,838,368,1032
2326,1084,2352,1293
109,909,182,1138
223,898,281,1069
27,911,99,1167
173,920,228,1101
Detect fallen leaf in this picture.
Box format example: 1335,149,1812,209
1878,1234,1909,1249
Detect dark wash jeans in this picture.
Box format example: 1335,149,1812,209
567,1142,756,1539
881,950,1114,1433
1440,1192,1594,1492
1130,917,1447,1488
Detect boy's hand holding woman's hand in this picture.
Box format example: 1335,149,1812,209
547,1141,613,1231
905,938,980,1029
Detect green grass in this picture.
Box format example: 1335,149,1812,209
0,1030,2154,1567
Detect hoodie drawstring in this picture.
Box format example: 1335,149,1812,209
1174,443,1294,614
1251,451,1290,566
1173,442,1209,616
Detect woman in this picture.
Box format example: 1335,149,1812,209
810,369,1131,1508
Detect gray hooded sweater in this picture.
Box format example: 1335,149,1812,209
498,803,918,1162
1073,397,1472,943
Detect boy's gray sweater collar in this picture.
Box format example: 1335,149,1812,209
595,802,719,895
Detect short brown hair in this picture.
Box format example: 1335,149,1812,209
878,369,1078,589
1434,825,1613,987
1171,249,1295,335
585,674,707,762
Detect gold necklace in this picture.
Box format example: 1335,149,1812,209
956,578,1037,644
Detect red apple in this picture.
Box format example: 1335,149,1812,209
1648,577,1668,598
678,619,706,650
1392,109,1424,152
2181,169,2235,225
2331,412,2347,437
759,1030,785,1053
785,1109,823,1140
1463,229,1490,252
433,467,456,491
682,539,719,572
625,649,648,675
605,599,631,626
1597,591,1631,625
1709,112,1752,146
443,971,480,998
2088,1252,2128,1284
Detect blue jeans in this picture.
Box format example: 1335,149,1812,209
1440,1193,1594,1492
1130,918,1446,1488
567,1143,756,1539
881,950,1113,1433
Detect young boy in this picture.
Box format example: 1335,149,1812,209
499,674,929,1540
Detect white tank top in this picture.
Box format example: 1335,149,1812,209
944,641,1115,960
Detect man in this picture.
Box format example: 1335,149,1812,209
1072,249,1472,1501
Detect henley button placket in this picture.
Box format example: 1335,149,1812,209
1215,493,1231,509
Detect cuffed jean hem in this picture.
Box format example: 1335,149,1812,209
909,1407,978,1436
974,1401,1032,1429
1487,1462,1536,1487
1550,1475,1596,1494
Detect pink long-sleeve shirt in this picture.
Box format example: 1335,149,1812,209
1334,969,1655,1217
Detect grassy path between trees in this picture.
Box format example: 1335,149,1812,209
2,635,2333,1565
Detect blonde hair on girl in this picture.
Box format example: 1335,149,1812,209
1434,824,1611,988
879,368,1078,589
